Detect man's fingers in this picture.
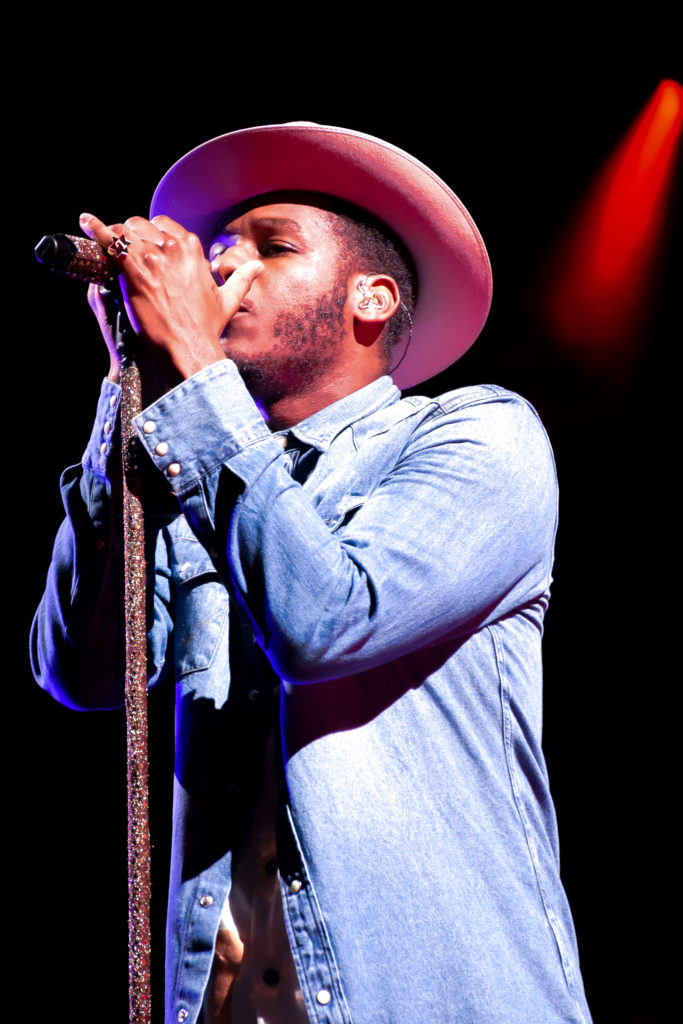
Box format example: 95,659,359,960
220,260,264,317
87,283,118,320
87,281,106,315
79,212,111,244
80,212,157,247
150,214,188,239
80,211,204,261
80,215,263,346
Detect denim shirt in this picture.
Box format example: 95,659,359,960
32,362,592,1024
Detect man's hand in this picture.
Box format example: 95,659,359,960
80,212,263,395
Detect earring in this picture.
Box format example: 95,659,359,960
357,275,381,310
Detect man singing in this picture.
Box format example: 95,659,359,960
32,123,592,1023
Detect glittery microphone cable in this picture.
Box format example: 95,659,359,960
119,350,152,1024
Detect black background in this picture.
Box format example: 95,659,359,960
14,33,679,1024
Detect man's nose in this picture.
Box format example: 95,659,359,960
211,245,252,285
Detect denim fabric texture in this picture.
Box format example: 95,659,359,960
32,362,592,1024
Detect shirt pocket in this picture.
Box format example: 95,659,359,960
320,494,366,533
171,535,230,679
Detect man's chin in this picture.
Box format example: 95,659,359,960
228,348,339,405
221,340,265,371
227,352,286,400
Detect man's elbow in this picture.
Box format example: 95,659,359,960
30,624,125,712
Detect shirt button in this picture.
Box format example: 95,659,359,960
176,1010,188,1023
168,463,181,477
199,894,213,908
109,395,117,408
248,689,260,702
263,968,280,987
276,435,288,448
103,420,111,435
289,879,302,894
316,989,332,1005
143,420,156,434
155,441,169,456
100,442,108,455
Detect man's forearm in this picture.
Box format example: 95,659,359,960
31,379,172,709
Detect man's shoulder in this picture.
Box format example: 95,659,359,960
392,385,557,491
347,383,555,488
402,382,538,417
397,384,550,443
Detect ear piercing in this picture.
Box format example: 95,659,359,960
357,275,382,309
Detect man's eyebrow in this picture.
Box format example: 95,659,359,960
254,216,302,231
220,215,303,234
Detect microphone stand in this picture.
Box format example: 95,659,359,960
115,309,152,1024
35,238,153,1022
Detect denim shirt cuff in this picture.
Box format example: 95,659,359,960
132,359,284,497
82,377,122,478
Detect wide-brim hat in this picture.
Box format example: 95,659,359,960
150,123,492,389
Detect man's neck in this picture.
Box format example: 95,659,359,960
259,368,385,431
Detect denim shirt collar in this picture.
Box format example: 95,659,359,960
279,376,400,452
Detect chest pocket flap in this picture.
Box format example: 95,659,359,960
170,533,230,680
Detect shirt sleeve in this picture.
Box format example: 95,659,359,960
30,379,175,710
133,361,558,685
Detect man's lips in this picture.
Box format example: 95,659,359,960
222,301,254,338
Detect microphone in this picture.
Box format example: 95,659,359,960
35,233,118,286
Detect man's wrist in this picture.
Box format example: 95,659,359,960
132,360,279,496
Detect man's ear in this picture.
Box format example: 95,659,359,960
352,274,401,325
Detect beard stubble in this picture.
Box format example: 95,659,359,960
224,283,348,404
